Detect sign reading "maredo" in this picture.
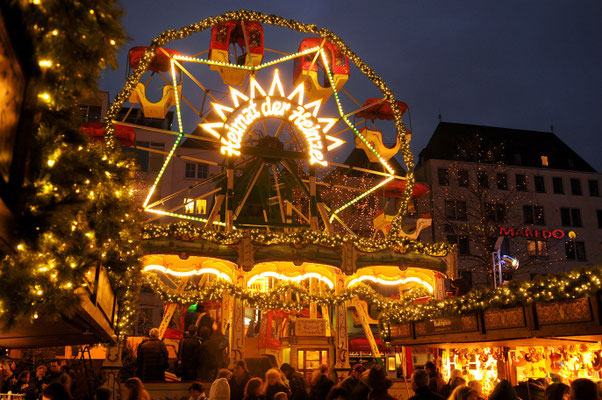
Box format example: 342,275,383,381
499,226,566,239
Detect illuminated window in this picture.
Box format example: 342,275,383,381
183,198,207,214
541,155,549,166
527,239,548,257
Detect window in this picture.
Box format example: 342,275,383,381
477,171,489,188
438,168,449,186
565,241,586,260
541,155,549,166
496,173,508,190
444,200,467,220
570,178,582,195
552,177,564,194
560,208,582,227
527,239,548,257
589,180,599,197
183,198,207,214
135,141,164,172
185,163,196,178
78,105,102,123
486,203,507,223
523,205,545,225
534,176,545,193
457,170,469,187
185,163,209,179
448,235,469,255
515,174,527,191
597,210,602,229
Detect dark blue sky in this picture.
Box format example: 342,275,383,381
101,0,602,171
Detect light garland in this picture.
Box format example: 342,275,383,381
247,271,334,289
348,276,434,293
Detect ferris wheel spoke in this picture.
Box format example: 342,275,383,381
233,161,265,221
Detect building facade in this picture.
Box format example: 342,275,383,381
416,122,602,286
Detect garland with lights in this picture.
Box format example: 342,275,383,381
142,265,602,327
142,273,428,312
0,0,140,334
143,222,454,256
379,265,602,325
104,9,415,237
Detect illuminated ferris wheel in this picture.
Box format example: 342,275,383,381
105,10,418,236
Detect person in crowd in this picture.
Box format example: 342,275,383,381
546,383,570,400
466,381,483,399
515,378,546,400
340,364,365,397
195,305,215,332
488,380,519,400
309,365,334,400
29,365,49,400
198,327,215,380
41,382,72,400
210,369,232,400
570,378,599,400
274,393,289,400
366,365,395,400
280,363,308,400
179,325,202,381
326,387,348,400
10,370,31,395
230,360,252,400
124,377,151,400
95,387,112,400
46,362,61,384
56,372,72,399
439,370,463,398
448,386,478,400
0,361,14,393
190,382,207,400
425,362,445,394
408,369,444,400
137,327,169,382
244,377,265,400
264,368,290,400
350,370,370,400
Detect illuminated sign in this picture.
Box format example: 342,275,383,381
201,70,342,166
499,226,567,239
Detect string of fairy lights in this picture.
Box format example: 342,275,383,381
142,265,602,327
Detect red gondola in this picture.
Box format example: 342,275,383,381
81,122,136,147
209,21,264,86
293,38,349,102
354,98,408,120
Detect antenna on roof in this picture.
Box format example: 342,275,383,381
438,111,442,122
550,124,554,133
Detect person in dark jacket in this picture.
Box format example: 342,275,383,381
340,364,365,397
366,365,395,400
280,363,308,400
309,366,334,400
179,325,202,381
349,370,370,400
137,328,169,382
424,362,444,395
408,370,444,400
230,360,252,400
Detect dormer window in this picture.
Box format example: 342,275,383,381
541,155,549,166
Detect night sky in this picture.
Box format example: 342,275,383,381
100,0,602,172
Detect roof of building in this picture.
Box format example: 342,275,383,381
419,122,596,172
336,148,406,177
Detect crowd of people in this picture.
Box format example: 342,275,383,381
0,359,85,400
410,361,602,400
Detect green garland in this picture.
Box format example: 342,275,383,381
379,265,602,325
0,0,140,334
143,266,602,328
143,273,428,312
143,222,454,257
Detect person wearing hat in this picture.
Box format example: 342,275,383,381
366,365,395,400
340,364,365,396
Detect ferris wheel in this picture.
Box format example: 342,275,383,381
104,10,421,237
